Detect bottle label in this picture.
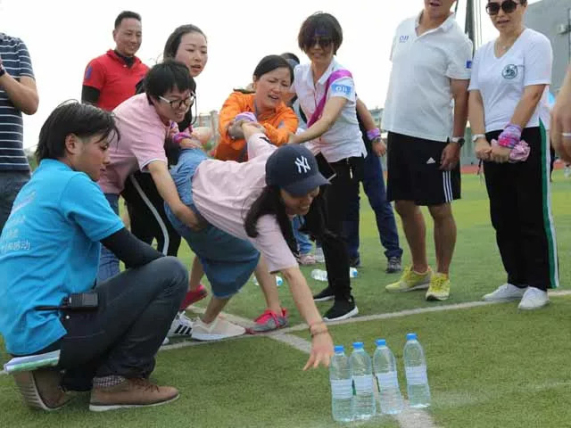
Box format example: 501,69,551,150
376,372,398,389
405,366,428,385
330,379,353,399
353,375,373,394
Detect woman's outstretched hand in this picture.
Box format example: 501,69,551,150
304,330,334,370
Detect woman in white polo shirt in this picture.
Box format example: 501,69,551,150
288,12,367,322
468,0,558,310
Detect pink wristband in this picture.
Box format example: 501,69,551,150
497,124,522,149
367,128,381,141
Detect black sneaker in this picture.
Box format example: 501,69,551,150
323,298,359,321
349,256,361,268
386,256,402,274
313,287,335,302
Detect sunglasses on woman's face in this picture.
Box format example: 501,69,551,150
486,0,519,15
309,38,332,49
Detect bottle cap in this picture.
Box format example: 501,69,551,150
352,342,364,349
406,333,417,341
375,339,386,347
334,345,345,353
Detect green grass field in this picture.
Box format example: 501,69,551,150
1,171,569,427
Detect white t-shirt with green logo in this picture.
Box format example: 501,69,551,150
468,28,553,132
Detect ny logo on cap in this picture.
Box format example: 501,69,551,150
295,156,311,174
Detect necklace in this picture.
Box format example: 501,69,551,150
496,28,525,53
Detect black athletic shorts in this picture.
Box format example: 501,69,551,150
386,132,461,206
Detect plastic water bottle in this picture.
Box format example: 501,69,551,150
329,345,354,422
311,269,328,282
349,267,358,278
373,339,404,415
350,342,376,420
403,333,431,408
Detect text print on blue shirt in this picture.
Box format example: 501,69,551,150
399,35,410,43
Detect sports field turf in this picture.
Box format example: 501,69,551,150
1,171,569,427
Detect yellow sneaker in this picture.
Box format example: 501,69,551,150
385,266,432,292
425,273,450,301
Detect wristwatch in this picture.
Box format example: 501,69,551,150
450,136,465,147
471,134,486,143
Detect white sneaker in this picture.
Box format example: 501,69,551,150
167,312,193,338
191,316,246,341
314,247,325,263
482,283,526,302
518,287,549,310
161,337,170,346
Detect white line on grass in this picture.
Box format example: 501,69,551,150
280,289,571,333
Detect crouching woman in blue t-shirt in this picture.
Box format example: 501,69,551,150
0,102,188,412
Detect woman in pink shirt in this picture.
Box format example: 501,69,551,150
166,122,334,369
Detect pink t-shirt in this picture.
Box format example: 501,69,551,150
99,93,169,194
192,133,298,273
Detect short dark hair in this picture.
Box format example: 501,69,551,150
253,55,294,84
163,24,207,60
298,12,343,54
114,11,141,29
281,52,300,65
143,60,196,101
35,101,119,163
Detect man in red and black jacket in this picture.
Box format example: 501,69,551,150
81,11,149,111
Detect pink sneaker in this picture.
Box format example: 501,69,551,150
248,308,289,334
179,284,208,311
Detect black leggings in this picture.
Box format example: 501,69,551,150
122,171,182,257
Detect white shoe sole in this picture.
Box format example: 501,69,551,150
323,306,359,322
191,330,245,341
89,393,180,412
518,300,550,310
313,295,335,302
386,282,430,293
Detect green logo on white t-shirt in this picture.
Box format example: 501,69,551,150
502,64,518,80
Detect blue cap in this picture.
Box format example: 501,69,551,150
352,342,364,349
334,345,345,353
406,333,417,341
376,339,386,347
265,145,330,197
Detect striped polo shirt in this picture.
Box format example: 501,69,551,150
0,33,35,171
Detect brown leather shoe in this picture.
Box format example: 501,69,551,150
89,378,179,412
13,369,72,411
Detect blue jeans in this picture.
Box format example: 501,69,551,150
343,154,402,260
97,194,120,282
0,170,30,234
292,215,312,255
166,149,259,298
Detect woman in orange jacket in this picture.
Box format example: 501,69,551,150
213,55,298,162
206,55,298,332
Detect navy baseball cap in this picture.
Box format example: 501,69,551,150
265,145,330,196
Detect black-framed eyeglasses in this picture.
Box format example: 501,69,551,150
159,93,195,110
486,0,519,15
309,37,333,49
